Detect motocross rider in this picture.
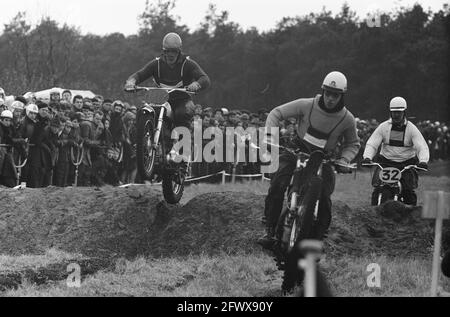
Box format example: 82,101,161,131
259,71,360,249
124,32,210,175
361,97,429,206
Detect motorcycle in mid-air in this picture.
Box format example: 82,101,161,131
125,86,194,204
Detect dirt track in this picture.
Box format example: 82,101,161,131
1,185,447,259
1,184,449,292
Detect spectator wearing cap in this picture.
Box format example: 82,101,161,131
92,97,101,111
203,107,213,118
78,105,100,186
121,111,137,184
23,101,52,188
110,101,126,145
129,105,137,115
102,99,113,121
0,110,19,187
49,88,61,113
82,101,94,121
54,117,77,187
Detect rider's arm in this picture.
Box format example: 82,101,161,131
363,124,385,160
266,98,311,129
410,124,430,163
186,59,211,90
339,120,361,163
127,59,158,85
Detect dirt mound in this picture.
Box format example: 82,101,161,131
148,192,444,258
1,187,446,259
147,192,265,256
0,186,169,258
326,201,441,257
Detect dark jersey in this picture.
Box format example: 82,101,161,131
128,54,210,101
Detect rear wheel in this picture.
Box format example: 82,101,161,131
162,173,185,204
160,121,185,204
136,110,156,180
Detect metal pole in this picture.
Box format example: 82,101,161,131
430,191,444,297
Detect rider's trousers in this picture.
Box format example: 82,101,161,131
164,98,195,155
263,152,335,238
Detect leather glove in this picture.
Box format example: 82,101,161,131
361,157,372,166
186,81,201,92
417,161,428,171
335,158,352,174
124,78,136,91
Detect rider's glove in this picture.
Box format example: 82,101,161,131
417,161,428,170
335,158,352,174
361,157,372,166
186,81,201,92
124,78,136,91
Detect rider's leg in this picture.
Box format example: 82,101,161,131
259,153,296,247
170,99,195,173
314,163,336,240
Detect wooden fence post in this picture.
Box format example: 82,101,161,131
423,191,450,297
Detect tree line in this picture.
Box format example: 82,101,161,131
0,0,448,121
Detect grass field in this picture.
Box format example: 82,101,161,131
1,162,449,297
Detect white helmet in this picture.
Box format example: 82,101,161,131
162,32,182,50
25,103,39,116
322,71,347,93
0,110,13,119
221,108,229,115
11,100,25,110
389,97,407,111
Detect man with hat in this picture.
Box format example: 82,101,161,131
22,101,53,187
362,97,429,205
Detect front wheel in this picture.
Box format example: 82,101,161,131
380,186,394,204
136,110,156,180
282,176,322,292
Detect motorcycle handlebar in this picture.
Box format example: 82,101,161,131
124,86,196,95
362,162,428,172
262,142,357,169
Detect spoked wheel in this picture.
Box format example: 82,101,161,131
282,176,322,293
160,120,185,204
162,172,185,204
136,111,156,180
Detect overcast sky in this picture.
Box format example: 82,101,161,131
0,0,447,35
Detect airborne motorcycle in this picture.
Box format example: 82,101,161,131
267,139,355,292
362,161,427,205
125,86,194,204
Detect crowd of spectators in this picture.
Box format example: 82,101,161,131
0,86,448,188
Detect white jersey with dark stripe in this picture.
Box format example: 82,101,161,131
363,119,430,163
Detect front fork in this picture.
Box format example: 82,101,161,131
152,106,165,149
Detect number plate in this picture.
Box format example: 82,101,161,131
379,167,401,183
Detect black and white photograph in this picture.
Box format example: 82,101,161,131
0,0,449,300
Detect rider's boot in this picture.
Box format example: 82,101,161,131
257,225,277,250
